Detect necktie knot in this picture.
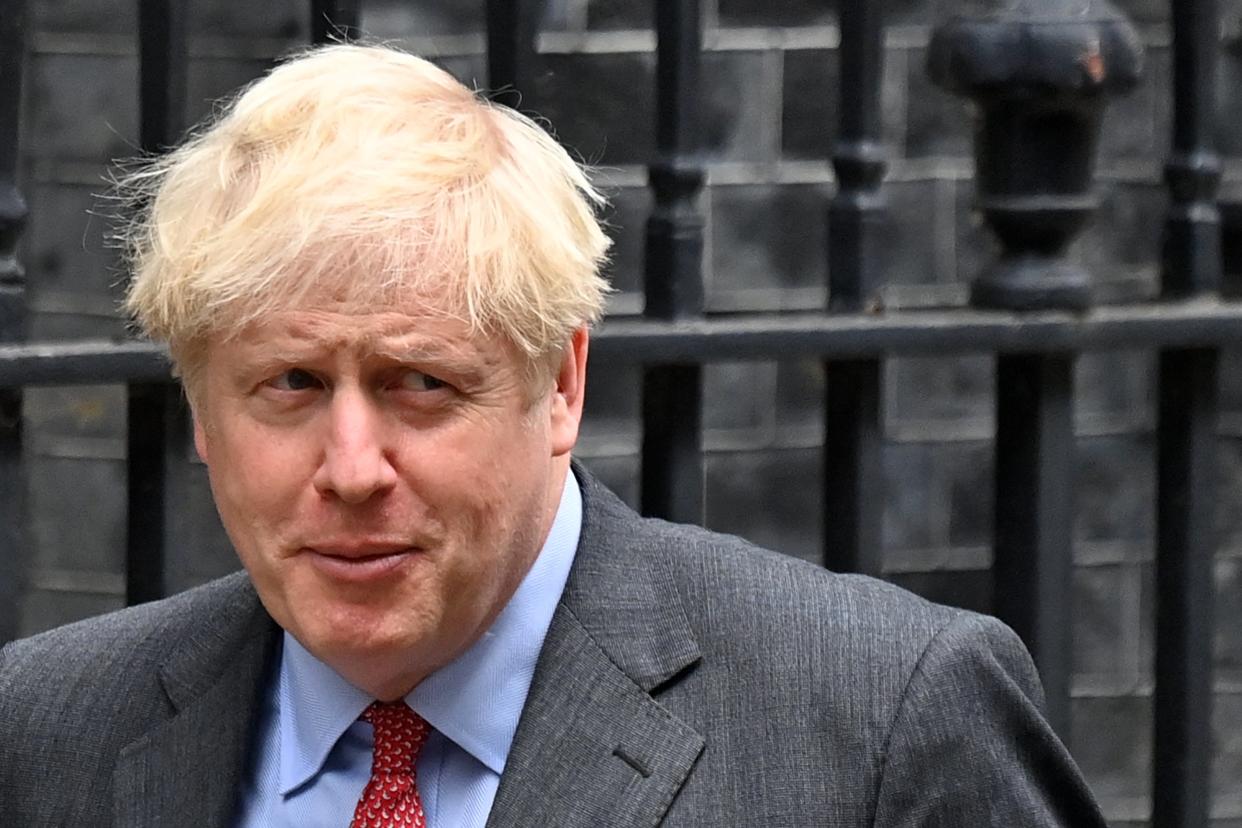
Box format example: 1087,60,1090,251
351,701,429,828
361,701,429,774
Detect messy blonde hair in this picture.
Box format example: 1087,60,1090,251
119,43,611,389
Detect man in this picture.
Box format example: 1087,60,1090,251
0,44,1106,827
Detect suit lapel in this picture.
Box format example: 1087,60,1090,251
113,576,279,827
486,467,705,827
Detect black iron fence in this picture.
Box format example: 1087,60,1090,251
0,1,1234,826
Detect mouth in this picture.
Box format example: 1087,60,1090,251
302,545,419,583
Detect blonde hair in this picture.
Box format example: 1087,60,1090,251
119,43,611,387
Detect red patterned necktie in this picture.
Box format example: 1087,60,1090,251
350,700,430,828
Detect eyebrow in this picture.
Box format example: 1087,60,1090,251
369,338,474,365
236,337,490,381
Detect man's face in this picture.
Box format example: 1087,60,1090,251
191,303,586,699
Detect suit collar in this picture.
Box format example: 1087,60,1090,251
486,463,705,827
113,573,279,827
557,465,702,692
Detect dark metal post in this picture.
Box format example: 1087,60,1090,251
128,0,189,605
1154,1,1221,825
929,1,1143,739
992,352,1075,733
310,0,361,45
0,0,29,645
823,0,886,577
137,0,186,155
1163,0,1220,299
1155,349,1217,828
641,0,705,524
486,0,542,108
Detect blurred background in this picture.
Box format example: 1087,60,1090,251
7,0,1242,824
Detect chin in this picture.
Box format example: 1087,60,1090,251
297,601,436,664
313,627,441,699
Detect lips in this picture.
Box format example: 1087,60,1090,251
303,544,419,583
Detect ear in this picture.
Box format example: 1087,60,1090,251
549,326,589,457
192,411,210,465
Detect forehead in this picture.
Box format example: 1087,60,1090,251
211,304,514,371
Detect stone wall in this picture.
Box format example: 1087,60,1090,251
14,0,1242,824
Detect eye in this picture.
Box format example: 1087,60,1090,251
268,368,322,392
399,370,448,392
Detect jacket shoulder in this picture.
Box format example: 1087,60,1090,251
1,571,254,692
0,573,266,825
577,469,1013,688
617,508,1089,824
0,572,257,751
636,511,963,650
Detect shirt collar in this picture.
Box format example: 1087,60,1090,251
278,633,371,795
277,469,582,793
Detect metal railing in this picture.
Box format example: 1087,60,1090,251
0,1,1231,825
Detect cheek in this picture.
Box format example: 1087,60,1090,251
392,415,527,497
203,425,315,540
451,464,550,568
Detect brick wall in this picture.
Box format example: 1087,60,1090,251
15,0,1242,824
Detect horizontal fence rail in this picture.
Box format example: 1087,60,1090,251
5,299,1242,390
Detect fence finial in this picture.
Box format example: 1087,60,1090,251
928,0,1143,311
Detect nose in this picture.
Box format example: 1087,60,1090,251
312,386,398,504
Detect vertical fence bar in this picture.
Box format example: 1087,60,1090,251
641,0,705,523
310,0,361,44
928,2,1142,740
1154,1,1221,825
822,1,886,576
127,0,188,605
1155,349,1217,828
992,353,1075,735
1162,0,1220,299
486,0,541,108
0,0,29,645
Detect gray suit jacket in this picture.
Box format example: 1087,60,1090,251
1,468,1106,826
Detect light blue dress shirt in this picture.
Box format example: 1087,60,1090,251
235,472,582,827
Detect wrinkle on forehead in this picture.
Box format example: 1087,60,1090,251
216,275,474,342
232,306,512,370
